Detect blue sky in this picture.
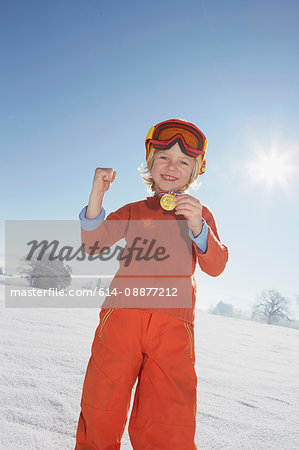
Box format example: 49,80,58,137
1,0,299,316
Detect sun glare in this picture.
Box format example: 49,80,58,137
246,148,297,192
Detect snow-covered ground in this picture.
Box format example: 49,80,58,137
1,283,298,449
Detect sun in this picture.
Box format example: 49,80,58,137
246,148,296,192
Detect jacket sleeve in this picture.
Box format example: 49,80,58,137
193,205,229,277
80,203,130,256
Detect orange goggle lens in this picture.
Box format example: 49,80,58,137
156,126,201,150
146,121,206,158
147,134,205,158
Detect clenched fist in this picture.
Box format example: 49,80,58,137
85,168,116,219
91,168,116,195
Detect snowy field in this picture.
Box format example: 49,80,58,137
1,282,299,450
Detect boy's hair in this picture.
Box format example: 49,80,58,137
138,145,202,194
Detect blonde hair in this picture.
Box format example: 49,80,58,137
138,146,202,194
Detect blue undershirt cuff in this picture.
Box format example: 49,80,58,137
188,218,208,253
79,206,106,231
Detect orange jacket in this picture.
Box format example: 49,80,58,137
81,195,229,325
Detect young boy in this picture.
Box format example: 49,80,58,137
75,119,229,449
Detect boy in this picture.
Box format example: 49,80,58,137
75,119,229,449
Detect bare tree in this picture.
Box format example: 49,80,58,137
251,289,291,325
96,277,111,291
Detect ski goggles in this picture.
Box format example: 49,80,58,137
145,119,207,177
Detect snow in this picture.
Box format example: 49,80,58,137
1,283,298,449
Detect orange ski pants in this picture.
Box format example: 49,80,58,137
75,308,197,449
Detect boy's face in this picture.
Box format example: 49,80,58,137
150,142,195,193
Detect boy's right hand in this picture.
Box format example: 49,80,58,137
91,168,116,195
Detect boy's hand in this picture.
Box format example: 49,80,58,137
174,194,203,237
91,168,116,195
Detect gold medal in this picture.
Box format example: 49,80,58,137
160,191,176,211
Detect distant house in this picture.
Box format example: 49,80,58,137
212,300,233,317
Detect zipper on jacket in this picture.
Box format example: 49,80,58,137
98,308,114,338
184,322,193,359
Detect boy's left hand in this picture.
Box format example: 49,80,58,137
174,194,203,237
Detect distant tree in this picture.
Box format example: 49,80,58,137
81,281,94,290
96,277,111,291
19,252,72,290
251,289,291,325
212,301,233,317
233,307,243,319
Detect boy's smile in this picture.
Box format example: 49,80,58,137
150,142,195,193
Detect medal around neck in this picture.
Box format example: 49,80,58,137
160,191,176,211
